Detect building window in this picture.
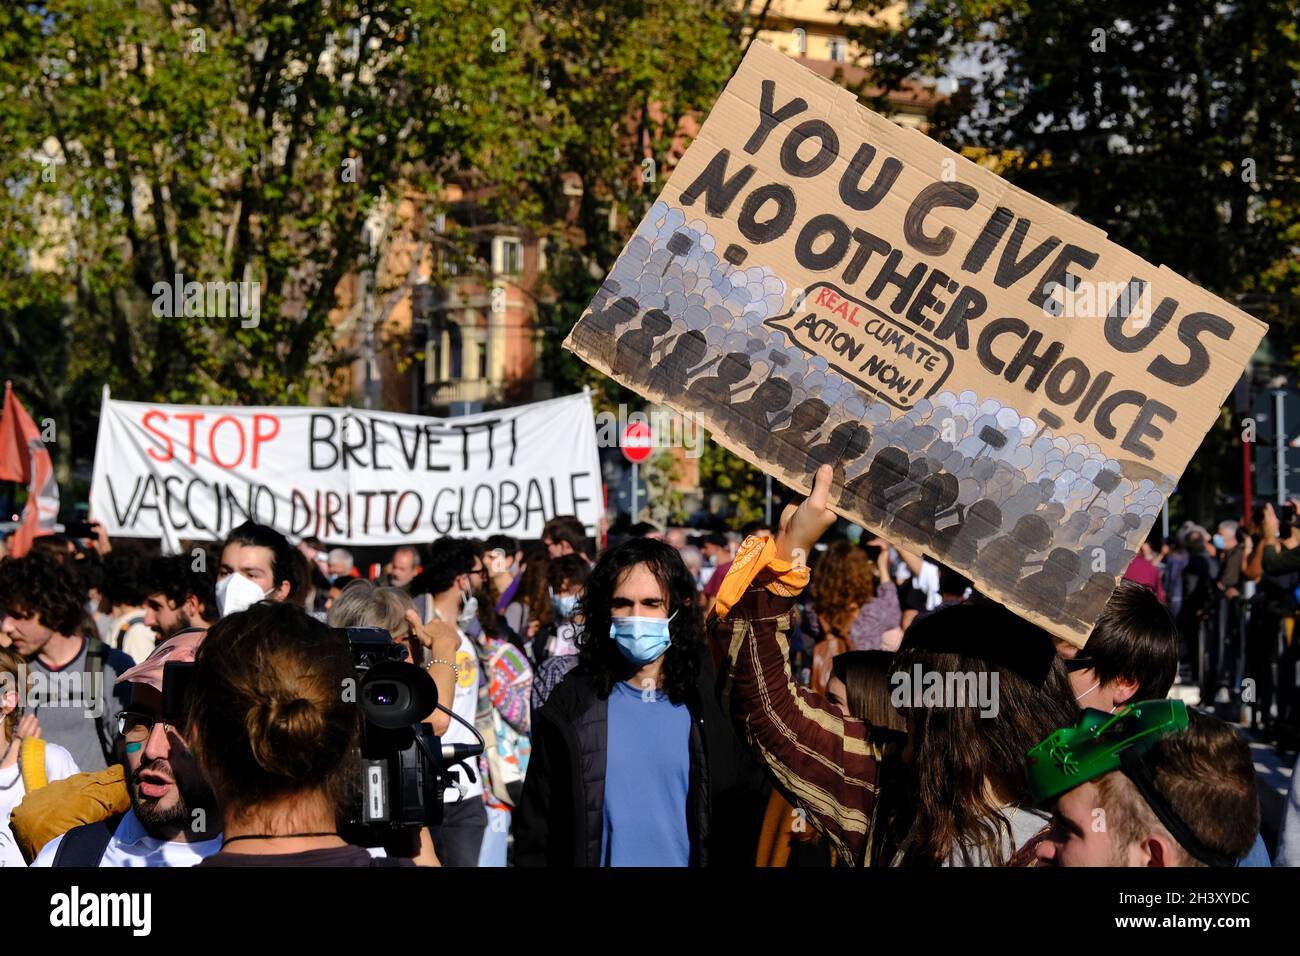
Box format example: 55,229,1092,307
828,38,846,63
493,236,523,276
447,324,463,380
478,342,489,380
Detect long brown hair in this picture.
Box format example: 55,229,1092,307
830,650,907,735
874,602,1077,867
188,603,359,820
808,541,876,638
516,557,554,628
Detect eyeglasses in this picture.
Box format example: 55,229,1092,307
1062,656,1097,673
116,709,186,743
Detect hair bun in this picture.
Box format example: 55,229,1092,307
248,696,327,777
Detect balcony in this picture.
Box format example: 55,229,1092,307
427,378,504,409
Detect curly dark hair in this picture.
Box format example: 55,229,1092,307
808,541,877,638
546,554,590,595
575,538,703,705
102,551,150,608
516,557,554,629
143,554,218,623
410,537,477,598
0,552,86,636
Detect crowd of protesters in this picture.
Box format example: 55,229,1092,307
0,474,1297,868
1121,500,1300,746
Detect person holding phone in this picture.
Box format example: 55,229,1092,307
1256,500,1300,575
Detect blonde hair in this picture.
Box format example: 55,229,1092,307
0,646,23,741
327,579,414,640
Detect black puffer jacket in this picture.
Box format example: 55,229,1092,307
515,661,766,867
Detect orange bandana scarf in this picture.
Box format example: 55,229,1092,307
712,534,810,620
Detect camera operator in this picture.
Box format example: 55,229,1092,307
190,602,417,867
328,579,460,739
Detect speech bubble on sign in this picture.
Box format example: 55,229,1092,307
765,282,953,410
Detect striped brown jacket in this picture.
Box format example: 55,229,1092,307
714,583,1052,867
714,584,889,865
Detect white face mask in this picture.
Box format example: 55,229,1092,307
216,571,272,618
1074,679,1117,713
457,588,479,628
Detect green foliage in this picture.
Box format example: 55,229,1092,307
844,0,1300,518
0,1,538,480
643,447,687,527
524,1,745,400
0,0,750,504
698,435,768,526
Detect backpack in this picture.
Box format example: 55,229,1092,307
112,612,148,652
475,643,531,807
18,737,48,793
82,636,116,765
51,814,123,867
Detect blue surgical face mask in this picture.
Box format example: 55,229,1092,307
609,612,677,665
552,592,578,619
1212,533,1226,550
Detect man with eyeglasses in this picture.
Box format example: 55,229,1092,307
33,630,222,866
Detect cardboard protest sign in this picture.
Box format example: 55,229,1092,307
564,40,1267,646
91,392,604,553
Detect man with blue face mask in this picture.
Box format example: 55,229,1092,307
516,537,765,867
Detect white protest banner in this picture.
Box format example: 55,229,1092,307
90,392,604,552
564,41,1268,646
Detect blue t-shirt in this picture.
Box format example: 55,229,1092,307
1237,833,1270,867
601,680,691,867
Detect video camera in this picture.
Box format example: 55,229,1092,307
158,625,484,843
338,626,483,835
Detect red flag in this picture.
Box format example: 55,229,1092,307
0,382,58,556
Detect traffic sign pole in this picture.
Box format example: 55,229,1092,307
631,462,639,521
622,420,652,521
1276,390,1288,504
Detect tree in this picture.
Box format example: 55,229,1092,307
520,0,749,404
843,0,1300,520
698,436,769,527
0,0,541,491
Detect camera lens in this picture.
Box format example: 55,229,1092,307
357,661,437,730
